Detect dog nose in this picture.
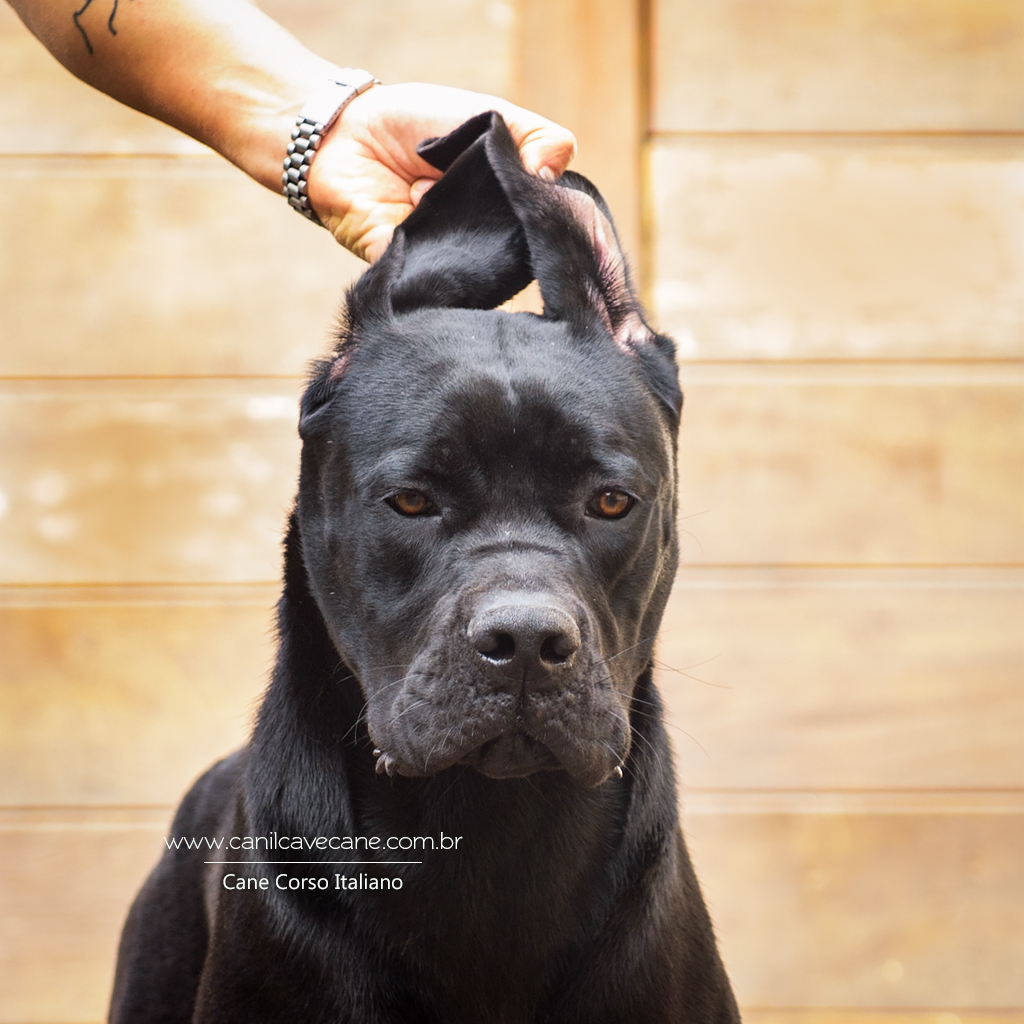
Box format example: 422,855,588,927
468,595,581,680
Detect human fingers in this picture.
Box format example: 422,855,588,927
306,84,576,260
337,83,576,187
486,99,577,179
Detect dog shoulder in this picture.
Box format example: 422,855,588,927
108,751,245,1024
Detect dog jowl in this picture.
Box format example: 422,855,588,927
109,112,740,1023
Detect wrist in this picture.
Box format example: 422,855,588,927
197,57,342,192
281,71,378,223
224,73,339,192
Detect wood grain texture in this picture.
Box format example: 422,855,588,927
0,0,513,155
653,0,1024,132
0,808,170,1023
649,137,1024,360
743,1014,1024,1024
0,595,275,805
675,365,1024,565
657,569,1024,790
512,0,642,256
1,808,1020,1019
0,158,360,377
0,380,302,584
683,811,1024,1008
260,0,515,98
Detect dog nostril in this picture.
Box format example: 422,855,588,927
469,597,581,674
477,631,516,663
539,632,577,666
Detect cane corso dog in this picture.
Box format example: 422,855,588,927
109,112,740,1023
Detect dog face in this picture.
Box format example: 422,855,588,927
297,114,681,788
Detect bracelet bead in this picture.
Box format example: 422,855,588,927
283,70,377,225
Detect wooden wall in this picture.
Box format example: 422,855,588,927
1,0,1021,1020
646,1,1024,1020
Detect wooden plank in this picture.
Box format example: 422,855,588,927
653,0,1024,132
0,0,513,155
743,1014,1024,1024
682,811,1024,1008
0,591,275,805
0,368,1020,583
682,792,1024,816
1,807,1019,1019
658,569,1024,791
0,808,170,1023
0,379,302,584
0,157,361,377
260,0,515,99
649,137,1024,360
674,365,1024,565
512,0,643,257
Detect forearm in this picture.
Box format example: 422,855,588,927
9,0,577,261
7,0,336,189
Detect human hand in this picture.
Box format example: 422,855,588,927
305,82,576,262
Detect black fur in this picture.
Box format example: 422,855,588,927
109,112,740,1023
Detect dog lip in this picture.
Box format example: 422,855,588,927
461,730,560,779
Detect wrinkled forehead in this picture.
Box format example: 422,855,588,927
334,310,671,473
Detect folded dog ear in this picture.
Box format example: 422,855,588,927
335,113,679,419
348,112,534,317
351,112,653,349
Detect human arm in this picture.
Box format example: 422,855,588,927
7,0,576,260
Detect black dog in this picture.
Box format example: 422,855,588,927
109,113,740,1023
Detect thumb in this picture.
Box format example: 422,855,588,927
516,124,577,179
496,105,577,179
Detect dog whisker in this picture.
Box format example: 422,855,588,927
389,697,431,724
629,705,712,762
652,654,730,689
600,635,658,665
677,528,705,557
421,723,461,775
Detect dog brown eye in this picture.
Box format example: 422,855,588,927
587,489,635,519
387,491,435,516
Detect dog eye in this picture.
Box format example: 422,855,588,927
386,490,437,517
586,489,635,520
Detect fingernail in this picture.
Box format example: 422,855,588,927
537,166,556,182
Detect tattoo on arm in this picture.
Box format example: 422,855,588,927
73,0,129,56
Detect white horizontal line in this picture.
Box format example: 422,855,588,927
670,568,1024,590
681,790,1024,815
204,860,420,865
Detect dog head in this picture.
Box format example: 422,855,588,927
297,113,681,788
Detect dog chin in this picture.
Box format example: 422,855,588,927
460,731,561,779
